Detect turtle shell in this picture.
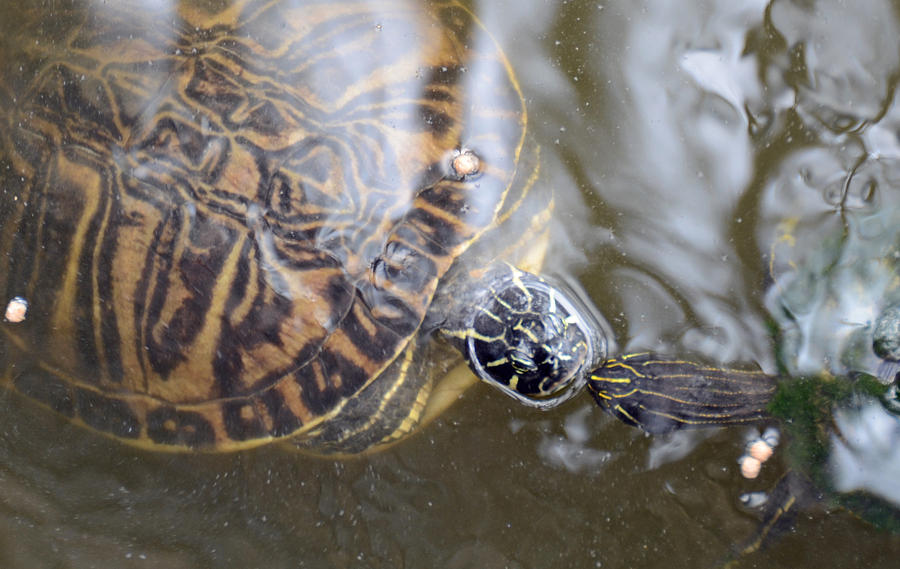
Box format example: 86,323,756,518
0,0,532,451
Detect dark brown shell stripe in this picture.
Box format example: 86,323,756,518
0,0,527,451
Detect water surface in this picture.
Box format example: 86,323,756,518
2,0,899,567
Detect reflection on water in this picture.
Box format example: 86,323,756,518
535,403,613,472
578,0,773,365
830,399,900,506
1,0,900,567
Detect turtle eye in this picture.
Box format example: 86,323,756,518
507,349,538,375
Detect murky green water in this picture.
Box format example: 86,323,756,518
1,0,899,567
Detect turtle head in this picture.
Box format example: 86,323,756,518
460,266,610,409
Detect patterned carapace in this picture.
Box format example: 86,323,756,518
0,0,531,452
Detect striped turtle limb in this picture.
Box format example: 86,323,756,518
588,352,777,433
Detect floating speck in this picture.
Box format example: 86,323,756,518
451,149,481,178
747,439,774,463
4,296,28,323
739,455,762,479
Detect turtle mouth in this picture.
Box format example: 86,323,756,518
465,267,611,409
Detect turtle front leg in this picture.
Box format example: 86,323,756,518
587,352,777,433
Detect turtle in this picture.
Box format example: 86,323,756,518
2,3,892,563
0,0,783,459
0,0,611,455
